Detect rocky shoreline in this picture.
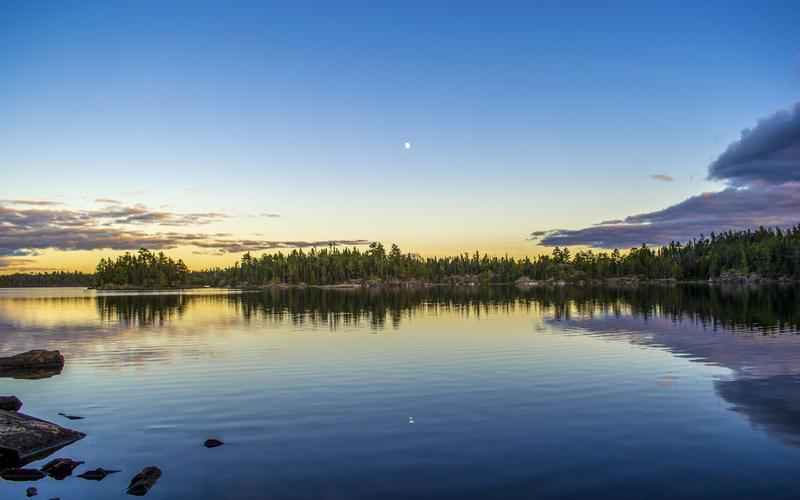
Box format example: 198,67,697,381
0,350,229,497
87,273,800,293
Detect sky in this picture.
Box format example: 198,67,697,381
1,1,799,272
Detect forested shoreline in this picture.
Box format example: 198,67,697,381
2,226,800,289
0,271,94,288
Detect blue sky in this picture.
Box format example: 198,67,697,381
1,2,799,270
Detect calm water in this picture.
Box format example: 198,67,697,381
2,285,800,499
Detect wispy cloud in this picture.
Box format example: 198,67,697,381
261,213,281,218
0,201,368,258
533,102,800,248
650,174,674,182
95,198,122,204
1,199,63,206
0,257,58,271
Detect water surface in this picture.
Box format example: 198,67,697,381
2,285,800,499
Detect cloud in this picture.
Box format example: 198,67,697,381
534,102,800,249
95,198,122,204
0,257,58,271
1,199,63,206
708,103,800,185
651,174,674,182
261,213,281,218
0,201,368,259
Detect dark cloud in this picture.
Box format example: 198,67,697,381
0,202,368,258
534,102,800,249
651,174,674,182
708,103,800,185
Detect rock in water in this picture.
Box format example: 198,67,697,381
77,467,120,481
26,487,37,497
0,350,64,369
0,351,64,380
203,438,224,448
41,457,84,479
0,468,45,481
127,466,162,496
57,412,84,420
0,410,85,465
0,395,23,411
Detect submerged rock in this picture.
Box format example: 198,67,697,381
127,466,162,496
0,468,45,481
41,457,84,480
0,410,85,466
77,467,120,481
203,438,223,448
0,396,23,412
26,487,38,497
57,412,84,421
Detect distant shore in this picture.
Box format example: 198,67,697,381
83,274,800,292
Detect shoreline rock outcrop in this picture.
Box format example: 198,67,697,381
0,410,85,466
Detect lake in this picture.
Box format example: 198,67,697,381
2,285,800,499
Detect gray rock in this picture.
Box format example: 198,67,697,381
0,410,85,466
0,468,45,481
203,438,223,448
0,350,64,369
77,467,120,481
26,487,37,497
0,395,22,412
41,457,84,479
127,466,162,496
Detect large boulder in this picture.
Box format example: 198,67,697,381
0,350,64,369
0,410,85,466
0,351,65,380
0,396,23,411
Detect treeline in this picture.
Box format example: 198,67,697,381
0,271,94,287
196,226,800,286
4,226,800,288
95,249,189,288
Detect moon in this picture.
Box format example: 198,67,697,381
404,142,411,150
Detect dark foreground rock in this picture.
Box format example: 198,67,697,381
77,467,120,481
0,350,64,369
203,438,223,448
26,486,37,497
41,457,84,480
0,468,45,481
0,396,23,411
127,466,162,496
0,410,85,466
0,351,64,380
